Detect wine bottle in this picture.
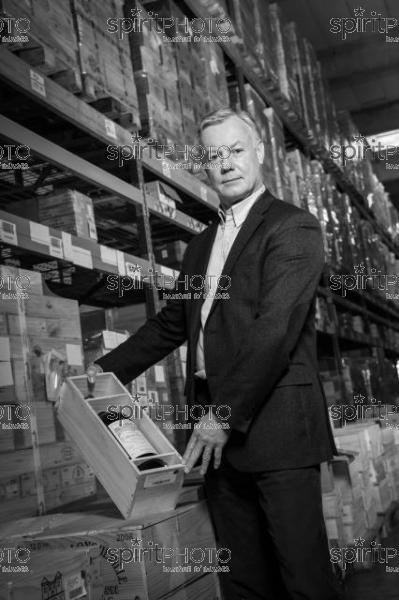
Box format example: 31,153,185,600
98,411,165,471
85,365,98,399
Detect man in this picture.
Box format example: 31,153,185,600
93,108,344,600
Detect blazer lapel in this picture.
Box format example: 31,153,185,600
206,190,275,320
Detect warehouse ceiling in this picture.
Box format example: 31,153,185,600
276,0,399,199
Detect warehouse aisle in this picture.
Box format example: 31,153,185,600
346,518,399,599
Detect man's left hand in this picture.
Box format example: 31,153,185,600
183,413,230,476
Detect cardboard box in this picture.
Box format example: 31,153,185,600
0,501,220,600
73,0,139,116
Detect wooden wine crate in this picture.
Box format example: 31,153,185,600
0,501,220,600
57,373,184,519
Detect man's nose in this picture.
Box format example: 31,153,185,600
220,159,233,174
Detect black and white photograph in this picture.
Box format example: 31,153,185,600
0,1,399,599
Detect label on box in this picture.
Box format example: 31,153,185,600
49,236,64,259
66,344,83,366
64,571,87,600
116,250,126,276
102,330,118,349
100,244,118,267
30,69,46,97
30,221,50,246
144,471,177,488
104,117,117,140
154,365,165,383
72,245,93,269
0,219,17,245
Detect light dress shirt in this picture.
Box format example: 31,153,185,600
195,185,266,379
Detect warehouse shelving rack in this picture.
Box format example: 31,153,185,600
0,0,398,421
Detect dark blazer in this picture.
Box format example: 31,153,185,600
96,190,337,471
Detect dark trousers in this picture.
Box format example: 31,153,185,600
204,461,346,600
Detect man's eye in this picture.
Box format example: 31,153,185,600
233,148,243,154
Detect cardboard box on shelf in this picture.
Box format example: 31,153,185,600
73,0,139,119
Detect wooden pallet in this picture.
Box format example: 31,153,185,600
88,95,140,132
10,40,82,93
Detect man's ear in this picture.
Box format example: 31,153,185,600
256,139,265,165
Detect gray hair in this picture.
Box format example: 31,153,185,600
199,107,262,141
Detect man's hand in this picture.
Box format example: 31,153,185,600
183,413,230,476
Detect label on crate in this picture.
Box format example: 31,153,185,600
30,69,46,97
187,217,206,233
64,571,87,600
49,235,64,259
72,245,93,269
116,250,126,276
30,221,50,246
66,344,83,366
156,200,176,220
144,470,177,488
0,219,17,245
104,117,117,140
100,244,118,267
154,365,165,383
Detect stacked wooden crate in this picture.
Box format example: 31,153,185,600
231,0,277,84
0,0,82,92
0,501,222,600
0,265,95,520
131,2,182,146
243,84,278,198
72,0,140,125
8,189,98,241
264,107,288,200
269,4,301,115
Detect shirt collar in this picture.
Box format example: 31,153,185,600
218,185,265,227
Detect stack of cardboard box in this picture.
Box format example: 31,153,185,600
131,3,182,146
0,501,222,600
269,4,301,116
0,265,95,520
73,0,139,120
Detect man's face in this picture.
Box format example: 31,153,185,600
201,115,264,208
